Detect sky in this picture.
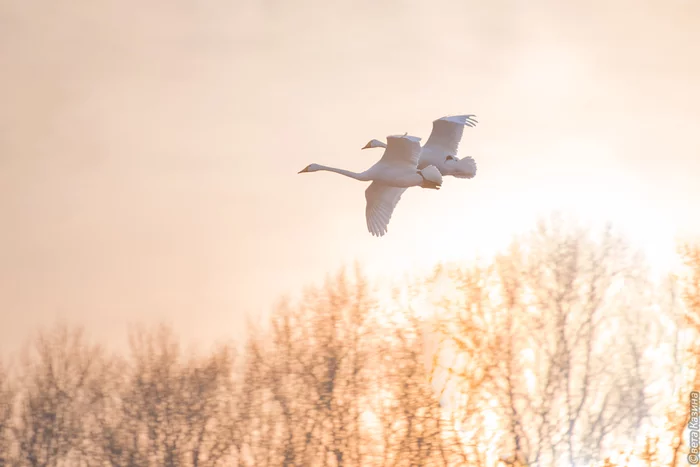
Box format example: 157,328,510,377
1,0,700,353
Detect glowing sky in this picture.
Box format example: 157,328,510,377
1,0,699,352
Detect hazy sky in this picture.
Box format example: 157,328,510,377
2,0,699,352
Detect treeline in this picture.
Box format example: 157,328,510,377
0,217,698,467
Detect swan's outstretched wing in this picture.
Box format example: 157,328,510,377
365,182,407,237
377,134,422,169
422,115,477,156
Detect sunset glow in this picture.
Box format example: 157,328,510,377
1,0,699,465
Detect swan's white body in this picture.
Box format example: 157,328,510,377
298,134,443,237
362,114,478,179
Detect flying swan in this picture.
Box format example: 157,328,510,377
298,134,443,237
362,114,478,179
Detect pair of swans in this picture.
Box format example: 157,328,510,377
298,114,478,237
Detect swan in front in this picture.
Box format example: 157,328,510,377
362,114,478,179
298,134,443,237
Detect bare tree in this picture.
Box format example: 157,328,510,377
0,361,15,466
680,242,700,325
574,242,700,467
370,306,465,467
88,324,239,467
430,216,669,466
3,222,697,467
12,325,108,467
665,241,700,467
238,266,375,467
236,329,284,467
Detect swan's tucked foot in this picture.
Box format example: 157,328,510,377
418,165,443,190
420,180,441,190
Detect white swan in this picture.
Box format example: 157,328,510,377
298,134,443,237
362,114,478,179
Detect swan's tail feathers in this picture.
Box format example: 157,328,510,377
419,165,443,190
451,156,477,179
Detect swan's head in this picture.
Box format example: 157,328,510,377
298,163,322,174
361,139,388,150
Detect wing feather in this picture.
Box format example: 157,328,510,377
377,134,422,168
364,182,407,237
423,114,477,155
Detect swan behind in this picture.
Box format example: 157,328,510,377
361,114,479,179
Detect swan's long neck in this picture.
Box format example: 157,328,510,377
315,165,370,181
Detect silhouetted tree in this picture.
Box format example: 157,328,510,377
12,325,108,466
236,267,376,466
88,325,239,466
371,305,464,466
0,218,695,467
0,362,15,466
429,216,673,466
587,242,700,467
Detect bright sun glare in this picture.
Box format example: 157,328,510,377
362,137,679,288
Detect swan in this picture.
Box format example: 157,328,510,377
298,134,443,237
361,114,478,179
